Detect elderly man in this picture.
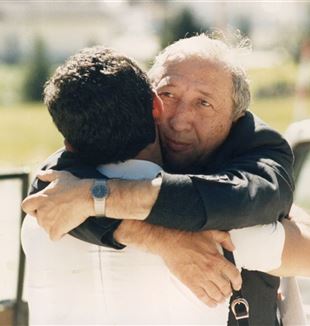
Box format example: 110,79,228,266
23,34,295,325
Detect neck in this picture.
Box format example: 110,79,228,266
135,132,163,166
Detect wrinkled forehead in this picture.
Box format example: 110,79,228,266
156,74,207,90
155,56,233,89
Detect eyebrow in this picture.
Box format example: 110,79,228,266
157,82,177,89
196,89,215,100
157,79,217,101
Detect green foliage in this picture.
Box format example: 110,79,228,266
235,16,252,38
3,34,21,65
160,8,206,49
255,80,295,98
2,96,308,168
23,37,50,102
1,61,308,167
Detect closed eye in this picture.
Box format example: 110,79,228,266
198,99,211,107
159,91,174,99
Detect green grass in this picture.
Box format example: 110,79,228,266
251,97,294,132
0,103,63,168
248,62,298,95
1,96,309,168
0,61,309,168
251,96,310,132
0,65,26,105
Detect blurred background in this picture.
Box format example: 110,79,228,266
0,0,310,169
1,1,310,320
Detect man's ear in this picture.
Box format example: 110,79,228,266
152,92,164,123
64,139,75,152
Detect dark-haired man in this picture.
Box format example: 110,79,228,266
22,36,306,325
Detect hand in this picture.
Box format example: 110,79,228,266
22,170,94,240
115,220,242,308
158,230,241,307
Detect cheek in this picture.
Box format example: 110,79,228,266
195,116,231,150
161,99,178,117
157,116,168,135
158,103,171,124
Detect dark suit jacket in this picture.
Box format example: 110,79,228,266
30,111,294,325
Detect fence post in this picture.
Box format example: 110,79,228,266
0,171,30,326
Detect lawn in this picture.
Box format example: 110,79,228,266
0,103,63,169
1,96,309,169
1,60,309,169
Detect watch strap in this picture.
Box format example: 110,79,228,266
93,179,108,217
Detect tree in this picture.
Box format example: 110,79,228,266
235,15,252,38
160,7,206,49
3,34,21,64
23,37,50,102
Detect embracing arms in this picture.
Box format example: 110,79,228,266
23,115,294,237
21,113,296,306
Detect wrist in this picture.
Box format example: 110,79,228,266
106,177,161,220
113,220,170,255
80,178,96,217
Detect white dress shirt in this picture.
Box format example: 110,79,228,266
22,159,285,325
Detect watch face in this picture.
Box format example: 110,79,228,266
92,181,108,199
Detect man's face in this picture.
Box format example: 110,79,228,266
155,57,235,171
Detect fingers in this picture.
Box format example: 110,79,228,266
206,231,241,291
49,226,65,241
37,169,67,182
180,256,234,304
206,269,232,298
192,287,217,308
22,193,44,214
35,208,65,241
49,220,70,241
212,230,235,251
221,260,242,291
22,170,59,214
202,280,225,304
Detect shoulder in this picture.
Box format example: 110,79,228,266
229,111,292,155
206,111,294,173
29,148,102,195
38,147,67,170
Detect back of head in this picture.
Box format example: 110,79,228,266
44,46,155,165
149,32,251,120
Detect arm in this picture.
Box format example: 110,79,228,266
145,115,294,231
271,217,310,277
113,219,242,307
22,170,243,307
25,149,125,249
111,212,310,308
103,113,294,231
22,113,294,237
226,206,310,277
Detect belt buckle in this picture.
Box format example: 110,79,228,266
231,298,250,320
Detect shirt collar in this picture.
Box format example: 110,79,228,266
97,159,162,180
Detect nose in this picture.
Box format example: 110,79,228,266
168,100,193,132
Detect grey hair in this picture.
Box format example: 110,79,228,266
148,33,251,120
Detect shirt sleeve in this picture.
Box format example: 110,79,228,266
146,115,294,231
229,222,285,272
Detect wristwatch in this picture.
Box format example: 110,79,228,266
91,179,109,217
